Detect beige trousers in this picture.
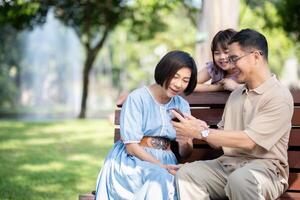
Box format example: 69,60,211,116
175,158,285,200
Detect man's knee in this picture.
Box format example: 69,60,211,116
225,167,258,196
176,162,206,179
176,161,216,184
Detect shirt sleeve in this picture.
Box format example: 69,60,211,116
244,99,293,151
180,99,191,116
217,95,230,129
120,93,144,144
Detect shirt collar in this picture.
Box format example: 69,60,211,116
242,74,277,95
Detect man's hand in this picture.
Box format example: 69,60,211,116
171,110,208,140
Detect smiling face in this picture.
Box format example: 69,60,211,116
164,67,191,98
213,45,233,71
228,42,256,84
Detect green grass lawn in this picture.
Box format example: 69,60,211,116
0,119,114,200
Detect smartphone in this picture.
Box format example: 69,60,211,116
171,108,184,122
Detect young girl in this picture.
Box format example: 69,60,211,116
95,50,198,200
195,29,240,92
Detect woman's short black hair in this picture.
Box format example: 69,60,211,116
211,29,237,66
154,50,197,96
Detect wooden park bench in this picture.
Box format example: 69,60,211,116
79,91,300,200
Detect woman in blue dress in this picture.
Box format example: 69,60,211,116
95,50,198,200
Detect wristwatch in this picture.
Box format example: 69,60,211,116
200,129,210,138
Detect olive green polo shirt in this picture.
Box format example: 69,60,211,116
218,75,294,188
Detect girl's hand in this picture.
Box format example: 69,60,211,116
220,78,239,91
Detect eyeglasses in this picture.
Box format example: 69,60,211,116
228,51,263,64
228,51,254,64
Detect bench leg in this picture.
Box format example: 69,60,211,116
78,193,95,200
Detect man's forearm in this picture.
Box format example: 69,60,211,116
204,129,256,150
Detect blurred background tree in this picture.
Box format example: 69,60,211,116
239,0,300,86
272,0,300,41
46,0,183,118
0,0,47,115
0,0,199,118
0,0,299,119
0,0,199,119
239,0,295,75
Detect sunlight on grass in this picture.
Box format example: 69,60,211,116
34,184,62,193
0,119,114,200
20,162,64,172
25,138,57,145
1,140,24,149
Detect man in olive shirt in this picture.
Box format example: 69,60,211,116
171,29,293,200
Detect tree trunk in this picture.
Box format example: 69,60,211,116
195,0,239,69
78,29,109,118
78,49,95,118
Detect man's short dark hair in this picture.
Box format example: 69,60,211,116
229,28,268,61
154,50,197,96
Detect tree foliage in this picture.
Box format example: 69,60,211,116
107,5,198,92
0,0,47,30
240,0,296,75
275,0,300,41
0,0,47,111
0,0,198,118
45,0,192,118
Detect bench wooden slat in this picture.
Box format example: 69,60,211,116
290,129,300,147
278,192,300,200
183,91,230,107
293,108,300,126
114,110,121,125
288,151,300,169
78,193,94,200
184,89,300,107
291,89,300,106
289,172,300,191
191,108,223,126
114,108,224,126
114,108,300,127
191,108,300,127
114,128,120,142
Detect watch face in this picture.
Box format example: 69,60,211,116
202,129,209,137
